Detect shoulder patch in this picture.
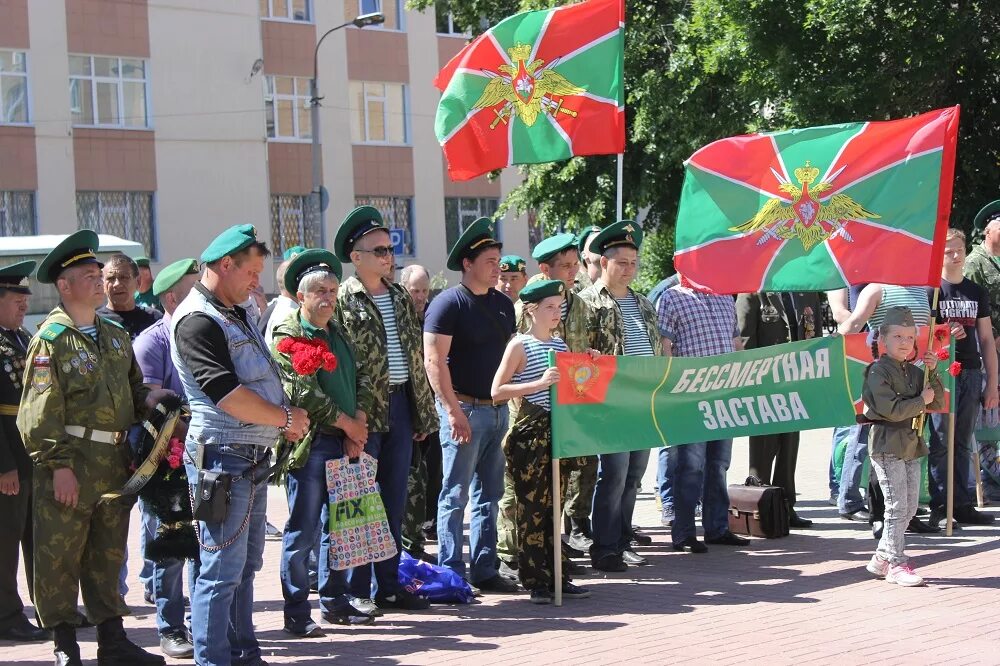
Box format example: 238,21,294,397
100,316,126,331
38,323,68,342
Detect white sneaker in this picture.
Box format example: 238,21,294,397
350,597,383,617
886,563,925,587
866,554,890,578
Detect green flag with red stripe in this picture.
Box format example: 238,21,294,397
673,107,960,293
434,0,625,181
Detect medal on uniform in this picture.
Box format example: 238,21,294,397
62,362,72,373
112,337,121,350
3,362,10,373
71,357,80,368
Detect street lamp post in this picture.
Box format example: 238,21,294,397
310,11,385,245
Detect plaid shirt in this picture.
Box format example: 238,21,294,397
657,286,738,358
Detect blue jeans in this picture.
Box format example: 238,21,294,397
138,498,198,635
592,448,650,559
281,433,352,623
929,367,982,510
837,424,869,514
350,389,413,599
657,446,673,511
667,440,732,543
185,443,269,666
436,399,508,584
829,425,854,496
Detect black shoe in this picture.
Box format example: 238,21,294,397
321,606,376,626
928,507,961,530
475,574,519,593
629,527,653,546
558,581,591,599
954,505,996,525
564,559,586,575
591,553,628,572
789,512,813,528
562,540,585,559
53,624,81,666
915,507,929,516
405,547,437,564
672,537,708,553
872,520,884,540
529,588,552,604
96,618,165,665
375,589,431,611
705,531,750,546
282,618,323,638
906,517,941,534
159,630,195,657
0,614,48,641
839,509,871,523
621,549,648,566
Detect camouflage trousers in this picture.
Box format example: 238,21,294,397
32,442,132,628
563,456,599,523
402,432,442,553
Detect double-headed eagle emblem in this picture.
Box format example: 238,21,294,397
729,162,880,252
473,43,584,129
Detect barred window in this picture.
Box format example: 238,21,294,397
270,194,321,259
444,197,500,250
76,191,156,258
264,76,311,140
0,51,29,124
0,191,36,236
354,195,415,257
69,55,149,128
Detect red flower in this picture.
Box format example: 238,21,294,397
935,348,950,360
277,336,337,376
948,361,962,377
166,454,182,469
934,327,948,343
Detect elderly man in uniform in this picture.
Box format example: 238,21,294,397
333,207,438,612
579,221,662,572
424,218,519,593
19,230,176,665
171,225,309,666
0,261,47,643
134,256,160,312
496,255,528,303
132,258,200,658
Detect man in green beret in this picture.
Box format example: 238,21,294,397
334,206,437,611
0,261,47,643
134,256,162,312
496,255,528,303
579,221,663,572
18,230,177,665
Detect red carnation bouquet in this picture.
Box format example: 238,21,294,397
276,336,338,376
930,324,961,377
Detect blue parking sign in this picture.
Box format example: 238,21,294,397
389,228,406,256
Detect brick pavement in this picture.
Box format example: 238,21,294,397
5,428,1000,665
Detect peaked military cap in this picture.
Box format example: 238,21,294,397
577,225,603,254
134,256,151,269
285,249,343,294
499,255,526,273
36,229,103,284
334,206,388,263
283,245,306,261
974,200,1000,232
590,220,644,255
518,278,565,303
200,224,260,264
532,233,578,264
0,260,36,294
880,305,915,330
446,217,502,271
152,258,199,297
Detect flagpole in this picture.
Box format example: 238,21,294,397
974,445,985,507
914,289,939,434
552,457,563,607
946,409,955,536
616,152,623,221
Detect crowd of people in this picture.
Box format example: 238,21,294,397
1,201,999,665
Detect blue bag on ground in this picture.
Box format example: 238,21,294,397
398,552,475,604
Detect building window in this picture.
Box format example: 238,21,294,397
0,191,35,236
0,51,29,124
264,76,312,140
260,0,312,21
270,194,322,258
69,55,149,128
435,7,468,35
444,197,500,250
355,195,415,257
76,191,156,258
357,0,404,30
349,82,408,145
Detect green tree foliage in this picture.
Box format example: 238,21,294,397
417,0,1000,282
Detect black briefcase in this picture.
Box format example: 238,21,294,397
727,476,790,538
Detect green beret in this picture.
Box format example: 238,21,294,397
590,220,643,255
152,258,199,297
283,246,306,261
285,249,343,294
532,233,577,263
36,229,103,284
135,256,151,268
974,200,1000,232
577,225,603,253
498,255,526,273
880,306,915,330
334,206,388,263
518,278,565,303
446,217,501,271
200,224,260,264
0,260,36,294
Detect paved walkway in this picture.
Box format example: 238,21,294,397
6,428,1000,665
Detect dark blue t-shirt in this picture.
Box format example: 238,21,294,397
423,285,516,400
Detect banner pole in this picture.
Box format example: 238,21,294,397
552,457,563,606
915,288,940,434
616,152,623,221
946,407,956,536
974,443,985,508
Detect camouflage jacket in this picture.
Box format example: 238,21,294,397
515,289,596,352
17,306,150,470
578,280,663,356
0,327,30,474
335,276,437,435
964,244,1000,337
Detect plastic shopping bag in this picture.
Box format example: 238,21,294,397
398,551,475,604
326,453,398,571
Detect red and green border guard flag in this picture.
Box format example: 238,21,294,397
434,0,625,181
673,107,960,293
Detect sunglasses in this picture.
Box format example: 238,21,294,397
357,246,395,258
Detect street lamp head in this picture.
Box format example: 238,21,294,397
353,12,385,28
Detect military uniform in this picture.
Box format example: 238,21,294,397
964,243,1000,337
